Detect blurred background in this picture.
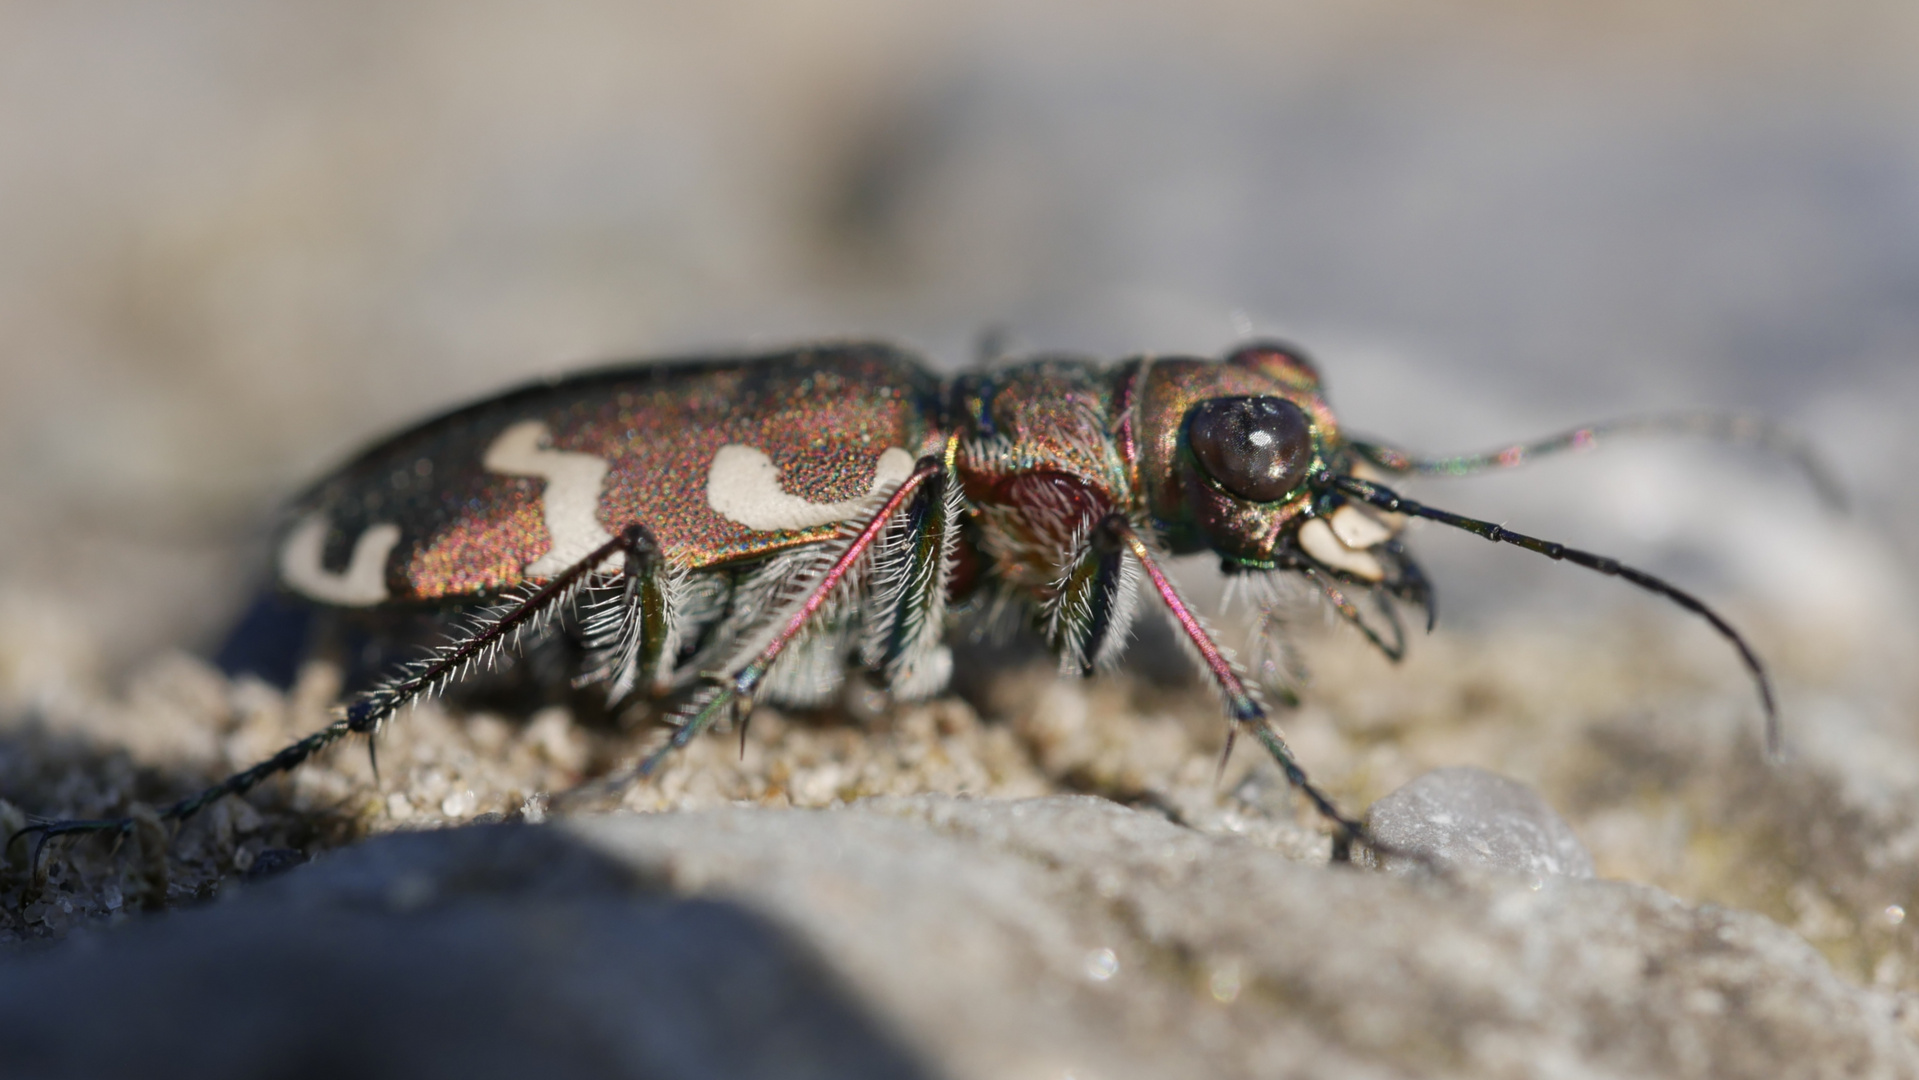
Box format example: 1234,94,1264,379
0,0,1913,744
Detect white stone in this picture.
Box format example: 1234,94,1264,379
1368,766,1597,879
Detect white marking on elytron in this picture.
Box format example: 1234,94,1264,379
707,444,916,531
1298,516,1385,582
483,420,619,576
279,513,402,606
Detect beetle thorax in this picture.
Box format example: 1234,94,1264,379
954,360,1134,596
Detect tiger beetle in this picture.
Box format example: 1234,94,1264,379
13,340,1836,868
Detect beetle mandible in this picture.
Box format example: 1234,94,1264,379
20,339,1823,862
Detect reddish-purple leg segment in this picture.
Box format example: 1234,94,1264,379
1116,521,1372,857
638,455,945,775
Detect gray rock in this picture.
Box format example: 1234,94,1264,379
0,797,1911,1080
1369,766,1598,879
0,825,928,1080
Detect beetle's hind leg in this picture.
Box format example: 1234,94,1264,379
9,526,651,878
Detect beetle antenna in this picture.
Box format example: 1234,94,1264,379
1329,474,1781,756
1349,411,1846,512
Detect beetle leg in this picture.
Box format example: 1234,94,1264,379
11,528,635,856
1378,538,1436,632
736,547,866,709
576,524,681,702
1108,520,1378,862
1247,609,1306,710
628,539,683,698
860,442,963,699
1225,570,1310,708
1300,564,1407,663
637,456,948,777
1044,513,1142,678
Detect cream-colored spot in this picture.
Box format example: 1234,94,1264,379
1329,503,1399,549
279,513,401,606
707,444,915,531
483,420,617,576
1298,517,1385,581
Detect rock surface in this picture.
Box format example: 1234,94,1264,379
1370,765,1597,878
1,797,1913,1080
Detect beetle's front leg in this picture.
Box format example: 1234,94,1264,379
1108,521,1378,863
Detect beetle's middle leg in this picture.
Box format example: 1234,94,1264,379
860,452,963,700
635,455,949,776
576,523,681,703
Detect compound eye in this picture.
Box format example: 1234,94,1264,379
1187,396,1314,502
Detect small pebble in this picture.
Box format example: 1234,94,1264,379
1368,766,1595,878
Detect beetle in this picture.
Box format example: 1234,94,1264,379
18,339,1821,864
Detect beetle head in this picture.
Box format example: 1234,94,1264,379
1138,341,1375,569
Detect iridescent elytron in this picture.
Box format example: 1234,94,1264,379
21,340,1826,862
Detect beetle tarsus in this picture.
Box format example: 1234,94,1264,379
1214,724,1238,787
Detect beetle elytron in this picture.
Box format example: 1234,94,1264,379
21,340,1816,862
